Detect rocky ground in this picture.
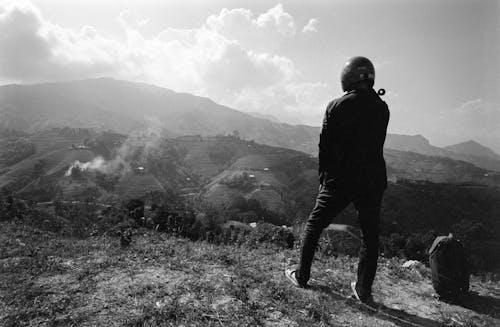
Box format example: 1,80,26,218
1,221,499,327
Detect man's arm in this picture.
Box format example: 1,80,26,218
318,103,333,183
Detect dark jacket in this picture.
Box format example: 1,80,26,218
318,88,389,192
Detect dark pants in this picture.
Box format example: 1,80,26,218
297,183,383,297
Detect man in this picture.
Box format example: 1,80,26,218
285,56,390,305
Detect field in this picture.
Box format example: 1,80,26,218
115,173,166,200
1,221,499,327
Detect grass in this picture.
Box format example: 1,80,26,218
1,220,499,326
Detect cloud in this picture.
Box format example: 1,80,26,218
0,1,125,81
302,18,318,33
0,1,328,124
0,2,52,79
207,4,296,40
229,82,332,125
118,10,150,29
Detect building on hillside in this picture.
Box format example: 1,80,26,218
71,144,90,150
134,166,146,174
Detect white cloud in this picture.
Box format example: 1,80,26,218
0,1,329,125
207,4,296,39
229,82,332,125
0,1,125,81
118,10,150,29
302,18,318,33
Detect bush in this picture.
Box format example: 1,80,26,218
382,233,407,258
228,196,287,226
453,219,497,273
318,230,360,257
404,233,428,261
245,222,295,249
94,172,120,191
221,173,256,192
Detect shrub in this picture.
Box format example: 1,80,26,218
382,233,407,258
245,222,295,249
221,173,255,192
404,233,428,261
94,172,120,191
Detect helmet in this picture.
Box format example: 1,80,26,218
341,56,375,92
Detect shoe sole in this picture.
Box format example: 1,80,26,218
351,281,361,301
285,269,303,288
350,281,379,309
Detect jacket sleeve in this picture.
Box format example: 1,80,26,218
318,103,333,176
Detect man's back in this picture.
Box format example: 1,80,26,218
287,56,389,304
319,88,389,191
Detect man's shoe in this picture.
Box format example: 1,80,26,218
285,269,307,288
351,281,378,308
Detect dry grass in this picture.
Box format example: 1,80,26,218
1,221,499,327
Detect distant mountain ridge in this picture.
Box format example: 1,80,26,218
1,78,499,172
444,140,500,161
246,112,281,123
0,78,318,154
385,134,500,172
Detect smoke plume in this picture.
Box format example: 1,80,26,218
65,116,165,177
65,156,129,176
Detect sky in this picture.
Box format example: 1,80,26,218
0,0,499,151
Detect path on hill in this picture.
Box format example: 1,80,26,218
1,222,499,326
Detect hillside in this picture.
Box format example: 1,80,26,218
384,148,500,187
0,129,95,192
114,173,166,200
385,134,500,172
445,140,500,161
0,78,318,154
2,79,499,172
204,152,317,217
1,129,500,241
1,221,499,327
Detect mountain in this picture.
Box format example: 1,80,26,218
445,140,500,160
385,134,444,156
384,148,500,187
0,78,318,154
385,134,500,172
2,78,499,172
247,112,281,123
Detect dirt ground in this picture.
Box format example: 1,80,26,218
1,221,499,326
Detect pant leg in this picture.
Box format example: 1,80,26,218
297,184,350,285
353,192,383,298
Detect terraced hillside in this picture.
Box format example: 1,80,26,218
0,130,94,191
204,152,316,217
115,173,166,200
384,149,500,187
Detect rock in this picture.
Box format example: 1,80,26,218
402,260,421,268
